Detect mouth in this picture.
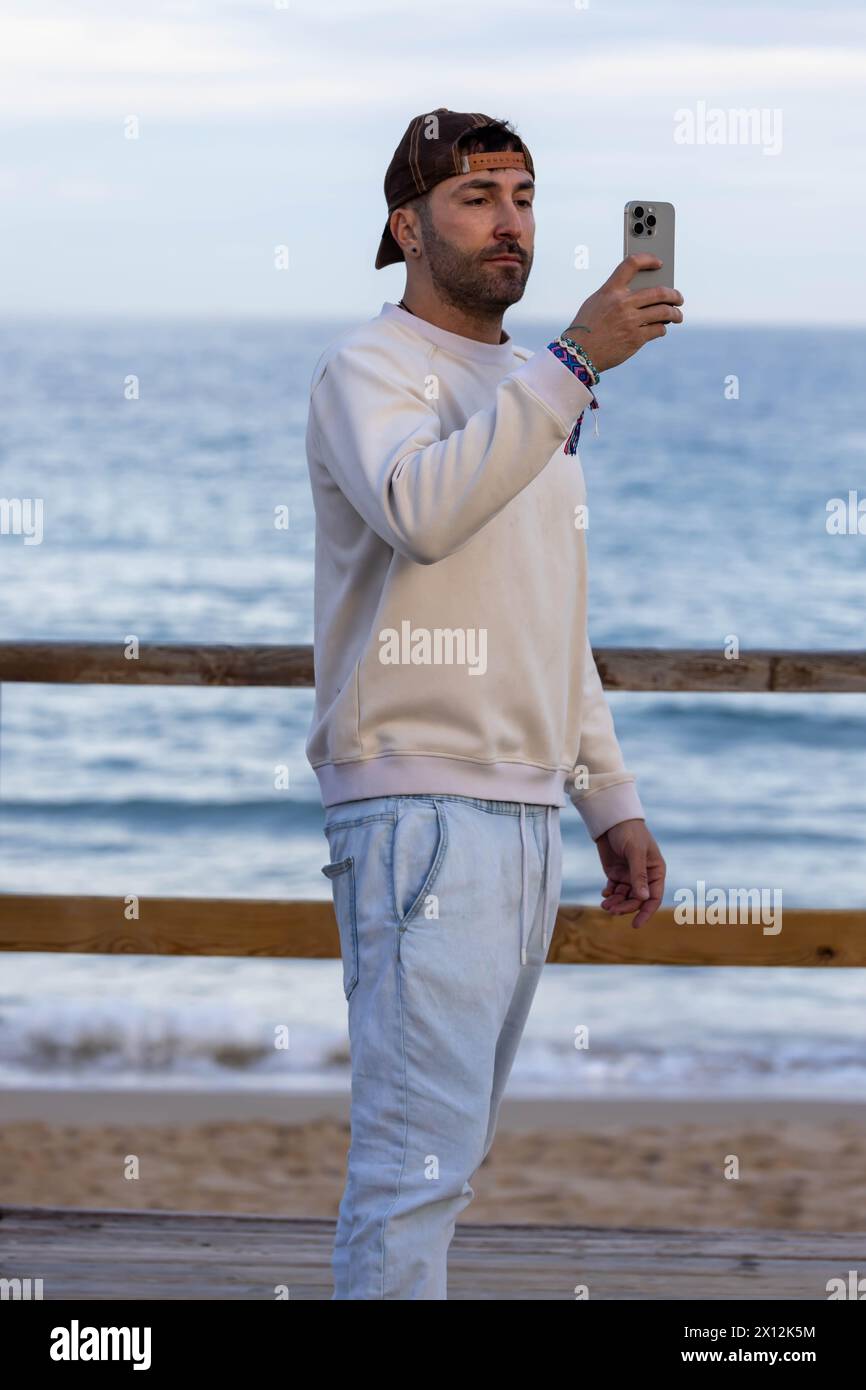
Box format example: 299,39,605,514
485,254,523,266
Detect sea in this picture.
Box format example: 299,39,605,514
1,313,865,1102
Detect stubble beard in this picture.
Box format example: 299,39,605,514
420,218,531,317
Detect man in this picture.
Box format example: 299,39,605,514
305,108,681,1300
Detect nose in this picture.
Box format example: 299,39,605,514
493,204,526,243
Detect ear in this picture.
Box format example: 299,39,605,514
391,206,420,259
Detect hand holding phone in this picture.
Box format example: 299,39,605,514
559,200,683,373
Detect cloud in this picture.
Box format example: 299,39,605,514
1,4,864,121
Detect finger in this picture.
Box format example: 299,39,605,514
632,893,663,929
606,252,662,289
631,286,684,310
647,861,666,890
637,304,684,327
625,844,650,902
601,879,630,902
601,885,635,912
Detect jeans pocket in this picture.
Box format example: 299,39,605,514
321,856,359,999
391,798,448,931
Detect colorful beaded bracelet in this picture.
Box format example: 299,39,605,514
546,337,601,453
556,334,601,385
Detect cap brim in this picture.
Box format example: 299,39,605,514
375,217,403,269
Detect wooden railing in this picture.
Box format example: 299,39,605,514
1,641,864,965
1,641,865,691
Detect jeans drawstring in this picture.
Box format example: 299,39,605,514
519,804,554,966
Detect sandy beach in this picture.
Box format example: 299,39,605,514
2,1090,865,1231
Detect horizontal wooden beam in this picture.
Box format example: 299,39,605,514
0,642,315,687
593,647,866,694
0,895,863,966
0,641,864,691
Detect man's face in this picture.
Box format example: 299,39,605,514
415,166,535,312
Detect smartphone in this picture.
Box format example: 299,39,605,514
623,200,675,293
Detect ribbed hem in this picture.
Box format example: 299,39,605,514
314,754,568,808
571,781,646,840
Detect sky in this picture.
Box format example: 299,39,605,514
2,0,866,324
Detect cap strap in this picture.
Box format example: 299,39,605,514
458,150,529,174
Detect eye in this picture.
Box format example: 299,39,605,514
464,197,486,205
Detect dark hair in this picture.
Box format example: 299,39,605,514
455,118,523,159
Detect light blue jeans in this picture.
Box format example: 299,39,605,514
321,792,562,1300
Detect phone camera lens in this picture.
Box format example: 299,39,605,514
633,205,644,218
645,214,656,227
632,221,644,235
645,227,654,236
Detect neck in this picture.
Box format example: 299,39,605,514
398,284,506,345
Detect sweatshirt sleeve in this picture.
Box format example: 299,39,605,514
565,632,646,839
308,341,595,565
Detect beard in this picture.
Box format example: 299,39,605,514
420,217,531,315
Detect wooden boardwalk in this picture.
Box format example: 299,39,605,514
2,1205,863,1300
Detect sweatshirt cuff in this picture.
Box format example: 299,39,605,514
511,344,596,432
572,780,646,840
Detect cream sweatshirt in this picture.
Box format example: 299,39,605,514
304,301,645,839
